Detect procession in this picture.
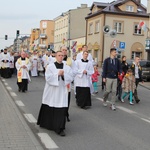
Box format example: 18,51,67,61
0,0,150,149
0,45,144,137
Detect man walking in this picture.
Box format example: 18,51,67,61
102,48,122,110
15,51,31,92
37,51,73,136
130,56,143,103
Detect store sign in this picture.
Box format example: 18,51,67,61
145,39,150,50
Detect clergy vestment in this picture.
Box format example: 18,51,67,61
37,62,73,134
15,57,31,92
75,59,94,108
1,52,11,78
30,55,38,77
63,56,77,121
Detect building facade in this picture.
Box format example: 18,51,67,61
39,20,54,51
30,28,40,52
54,4,90,57
86,0,150,66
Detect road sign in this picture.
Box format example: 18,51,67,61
119,42,126,49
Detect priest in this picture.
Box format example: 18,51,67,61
1,48,11,78
37,51,73,136
61,46,77,122
15,51,31,92
75,50,94,109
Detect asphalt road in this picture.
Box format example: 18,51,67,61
3,75,150,150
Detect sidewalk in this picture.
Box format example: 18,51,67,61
0,79,44,150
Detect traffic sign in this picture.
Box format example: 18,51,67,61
119,42,126,49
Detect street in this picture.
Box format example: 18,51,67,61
2,74,150,150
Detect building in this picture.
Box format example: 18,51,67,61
20,36,30,52
86,0,150,66
54,4,90,57
30,28,40,52
39,20,54,51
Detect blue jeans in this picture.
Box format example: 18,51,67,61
122,91,133,102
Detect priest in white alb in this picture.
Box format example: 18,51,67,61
37,51,73,136
75,50,94,109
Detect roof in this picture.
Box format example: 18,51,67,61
86,0,148,19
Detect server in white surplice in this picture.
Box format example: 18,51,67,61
37,51,73,136
75,51,94,109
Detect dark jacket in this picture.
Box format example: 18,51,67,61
102,57,122,79
121,61,128,74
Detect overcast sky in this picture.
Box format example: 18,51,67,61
0,0,147,49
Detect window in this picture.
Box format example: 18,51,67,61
114,22,123,33
126,5,134,12
134,24,141,34
95,21,100,33
89,23,93,34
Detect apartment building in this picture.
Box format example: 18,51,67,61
86,0,150,66
39,20,54,51
54,4,90,57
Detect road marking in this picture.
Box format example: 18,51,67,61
6,86,12,90
4,82,8,86
117,106,136,114
96,97,103,102
37,133,59,149
2,79,5,82
15,100,25,106
10,92,17,97
24,114,37,123
141,118,150,124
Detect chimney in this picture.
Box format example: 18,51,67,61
136,0,141,3
147,0,150,14
81,4,87,8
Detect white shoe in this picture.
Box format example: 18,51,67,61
103,101,107,107
129,102,134,105
111,104,116,111
121,99,124,103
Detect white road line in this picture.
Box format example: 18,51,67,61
10,92,17,97
2,79,5,82
15,100,25,106
141,118,150,124
24,114,37,123
37,133,59,149
117,106,136,114
96,97,103,102
4,82,8,86
6,86,12,90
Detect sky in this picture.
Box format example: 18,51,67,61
0,0,147,49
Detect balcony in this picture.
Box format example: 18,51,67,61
39,44,47,49
40,34,47,39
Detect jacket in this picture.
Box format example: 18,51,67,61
122,74,136,93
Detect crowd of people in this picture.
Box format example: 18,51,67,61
0,45,143,136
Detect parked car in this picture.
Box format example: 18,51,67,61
126,59,150,81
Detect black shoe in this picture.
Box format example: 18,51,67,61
136,99,140,103
59,130,66,136
118,97,121,101
66,116,70,122
18,89,21,92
